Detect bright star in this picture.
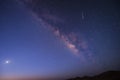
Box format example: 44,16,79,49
5,60,11,64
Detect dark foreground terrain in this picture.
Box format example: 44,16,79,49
1,71,120,80
67,71,120,80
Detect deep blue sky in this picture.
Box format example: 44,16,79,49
0,0,120,79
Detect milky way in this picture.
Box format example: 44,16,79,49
0,0,120,78
18,0,95,62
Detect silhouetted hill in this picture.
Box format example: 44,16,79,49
67,71,120,80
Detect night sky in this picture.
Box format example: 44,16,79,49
0,0,120,79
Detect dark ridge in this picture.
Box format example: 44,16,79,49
67,71,120,80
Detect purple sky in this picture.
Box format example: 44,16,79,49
0,0,120,79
